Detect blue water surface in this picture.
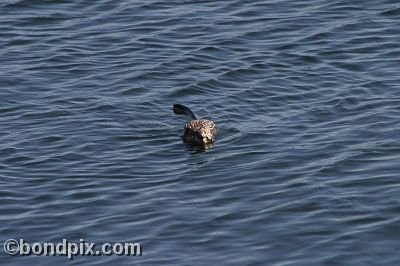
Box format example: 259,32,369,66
1,0,400,265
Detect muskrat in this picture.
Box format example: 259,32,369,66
173,104,218,145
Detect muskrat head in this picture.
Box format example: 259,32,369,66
182,128,206,145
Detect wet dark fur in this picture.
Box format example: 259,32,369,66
173,104,218,145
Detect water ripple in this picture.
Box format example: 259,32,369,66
1,0,400,265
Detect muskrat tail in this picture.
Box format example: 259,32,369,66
173,104,197,120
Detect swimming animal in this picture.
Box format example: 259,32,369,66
173,104,218,145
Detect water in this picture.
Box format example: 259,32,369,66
1,0,400,265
